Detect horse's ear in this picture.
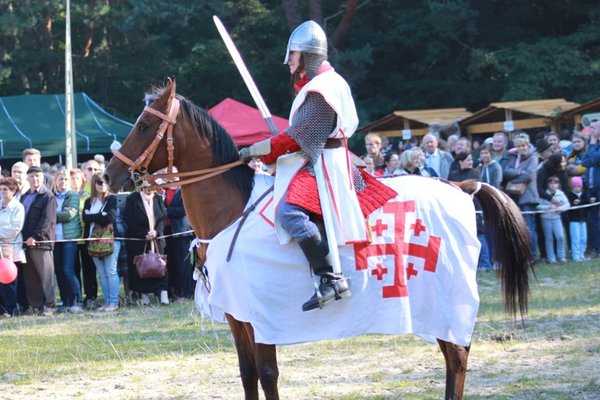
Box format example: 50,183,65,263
167,77,176,101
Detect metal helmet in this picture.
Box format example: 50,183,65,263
283,20,327,64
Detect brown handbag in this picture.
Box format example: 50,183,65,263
134,240,167,279
505,181,527,196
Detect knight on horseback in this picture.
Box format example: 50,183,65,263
240,21,396,311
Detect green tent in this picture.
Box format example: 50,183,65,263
0,93,133,159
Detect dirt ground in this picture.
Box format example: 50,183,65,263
2,331,599,400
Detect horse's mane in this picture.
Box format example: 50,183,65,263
147,89,255,204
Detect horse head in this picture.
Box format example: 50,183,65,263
105,78,197,193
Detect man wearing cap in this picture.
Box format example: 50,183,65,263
20,166,57,315
239,20,396,312
582,120,600,257
535,138,554,166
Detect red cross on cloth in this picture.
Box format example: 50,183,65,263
410,219,427,236
371,262,388,280
353,200,442,298
372,219,388,237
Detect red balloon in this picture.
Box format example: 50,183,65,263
0,258,17,284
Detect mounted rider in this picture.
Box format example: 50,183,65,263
240,21,396,311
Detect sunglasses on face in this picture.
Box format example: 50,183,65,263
96,180,106,185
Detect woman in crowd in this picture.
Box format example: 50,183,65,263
537,152,569,204
447,151,490,270
83,173,120,312
478,144,503,188
53,170,83,312
69,168,86,193
361,155,376,176
566,132,588,180
398,147,437,177
0,177,25,318
503,134,540,261
125,182,168,306
377,152,401,177
164,183,194,300
477,143,502,268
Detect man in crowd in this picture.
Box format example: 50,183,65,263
422,133,454,179
21,166,57,315
22,148,54,189
491,132,510,167
364,132,385,172
582,120,600,258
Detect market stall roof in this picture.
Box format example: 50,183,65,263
358,108,472,137
459,98,580,135
559,97,600,127
208,98,289,146
0,92,133,159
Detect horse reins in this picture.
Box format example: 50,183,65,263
113,95,244,190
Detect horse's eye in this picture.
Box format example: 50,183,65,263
138,123,147,134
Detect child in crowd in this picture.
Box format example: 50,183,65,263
565,176,590,262
537,176,570,263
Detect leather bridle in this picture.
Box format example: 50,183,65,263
113,96,243,190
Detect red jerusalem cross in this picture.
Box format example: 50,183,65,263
353,200,443,296
354,201,415,298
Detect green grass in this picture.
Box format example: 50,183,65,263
0,260,599,399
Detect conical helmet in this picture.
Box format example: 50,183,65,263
283,20,327,64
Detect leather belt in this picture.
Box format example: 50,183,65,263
324,138,344,148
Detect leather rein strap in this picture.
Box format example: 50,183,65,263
113,96,243,191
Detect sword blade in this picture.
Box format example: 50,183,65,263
213,15,279,136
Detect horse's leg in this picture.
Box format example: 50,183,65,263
253,342,280,400
226,314,259,400
242,325,280,400
437,339,471,400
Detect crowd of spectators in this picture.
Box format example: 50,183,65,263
362,120,600,268
1,121,599,316
0,149,195,318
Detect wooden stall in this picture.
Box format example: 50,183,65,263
559,97,600,128
357,108,472,139
459,99,580,140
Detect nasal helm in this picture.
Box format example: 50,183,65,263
283,20,327,63
283,21,328,79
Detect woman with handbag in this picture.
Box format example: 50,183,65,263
82,173,120,312
0,177,25,318
503,134,541,261
124,182,168,306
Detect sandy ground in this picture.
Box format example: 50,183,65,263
2,330,599,400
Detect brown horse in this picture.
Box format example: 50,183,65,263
105,79,532,400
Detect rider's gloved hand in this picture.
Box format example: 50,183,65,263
239,147,253,162
239,138,272,162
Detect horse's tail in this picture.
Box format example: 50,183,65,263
455,180,533,319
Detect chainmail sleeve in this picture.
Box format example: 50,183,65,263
285,91,337,165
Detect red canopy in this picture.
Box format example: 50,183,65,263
208,98,289,146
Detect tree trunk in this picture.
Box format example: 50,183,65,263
330,0,358,49
282,0,301,31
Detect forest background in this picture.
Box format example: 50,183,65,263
1,0,600,133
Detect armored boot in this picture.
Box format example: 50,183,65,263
298,233,351,312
